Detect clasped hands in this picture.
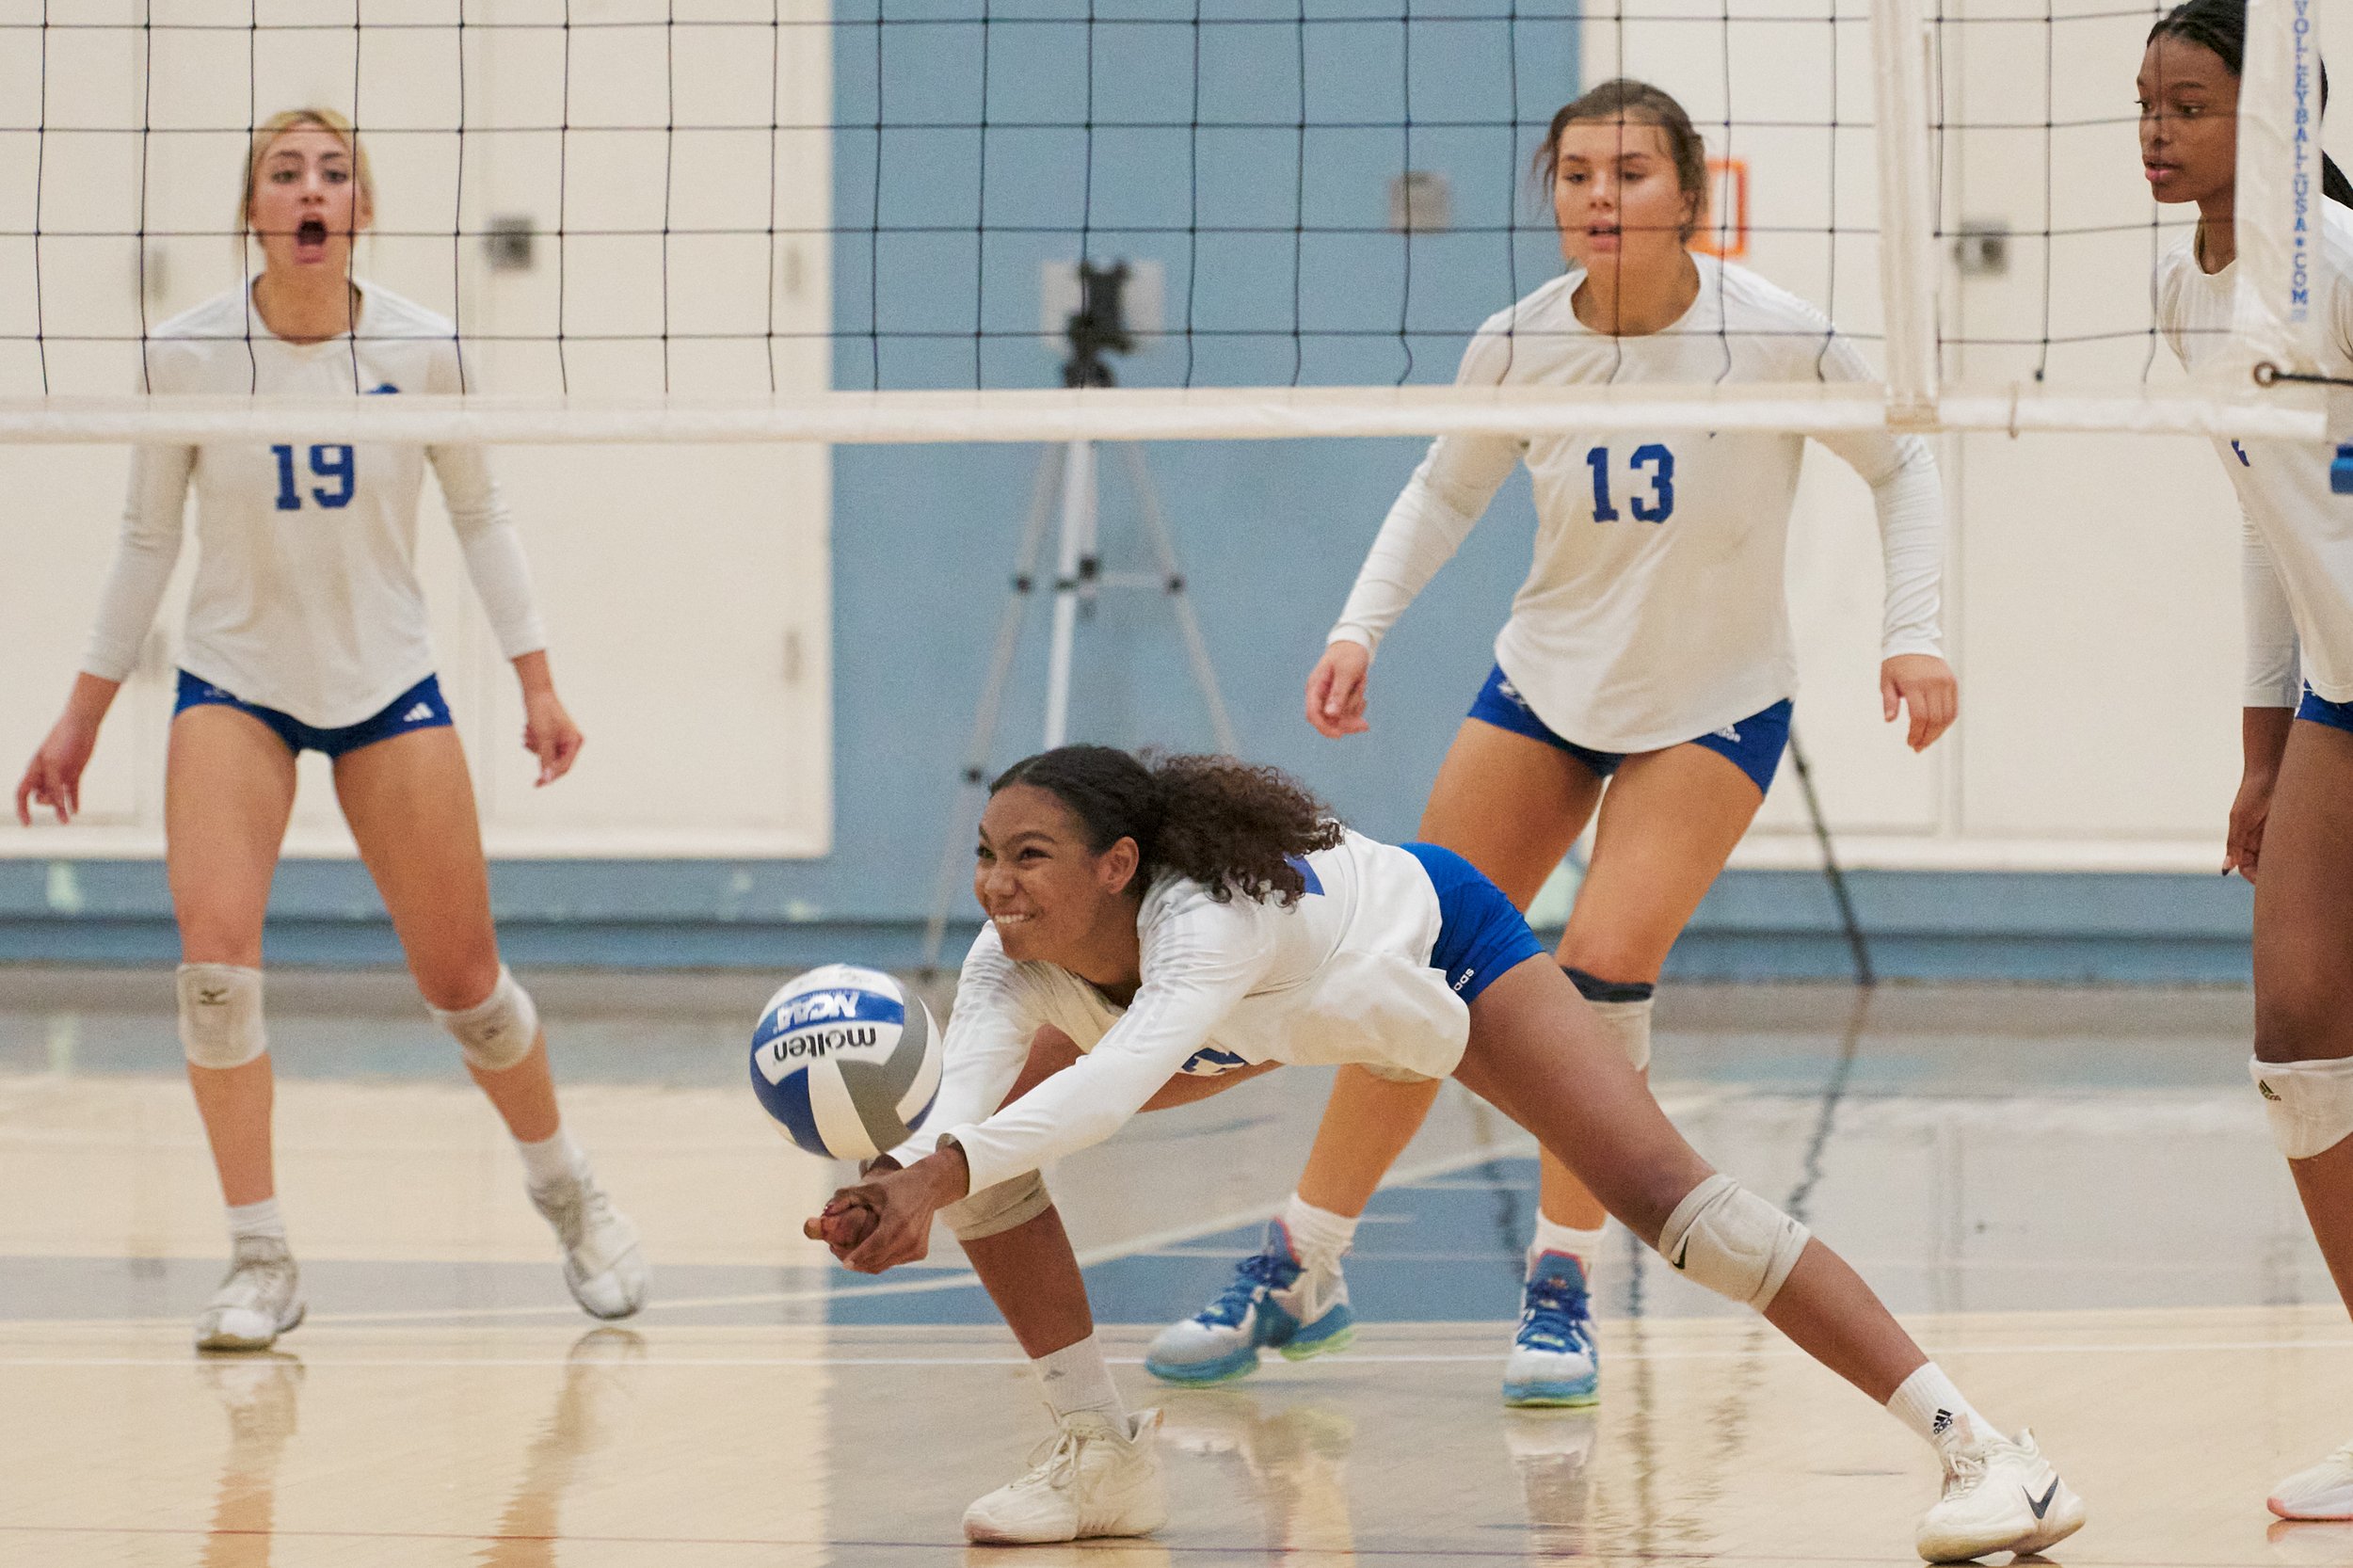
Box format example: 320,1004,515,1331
803,1144,971,1274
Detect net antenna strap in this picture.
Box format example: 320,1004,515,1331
1869,0,1941,426
2229,0,2323,387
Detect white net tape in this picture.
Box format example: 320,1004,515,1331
0,0,2325,443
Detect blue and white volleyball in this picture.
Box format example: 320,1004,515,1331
749,965,942,1161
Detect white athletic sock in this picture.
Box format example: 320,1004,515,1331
1886,1363,1993,1461
1280,1194,1358,1265
1033,1334,1126,1425
226,1196,285,1246
517,1128,588,1192
1528,1216,1607,1280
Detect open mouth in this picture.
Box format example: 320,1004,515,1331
296,217,328,251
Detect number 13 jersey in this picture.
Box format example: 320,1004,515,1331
79,280,545,730
1328,255,1945,755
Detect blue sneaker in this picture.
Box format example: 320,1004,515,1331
1144,1221,1354,1386
1502,1252,1599,1407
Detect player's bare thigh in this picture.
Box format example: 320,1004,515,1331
331,725,503,1011
1561,742,1767,984
2252,718,2353,1064
1418,717,1606,906
166,704,299,966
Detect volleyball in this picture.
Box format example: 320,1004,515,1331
749,966,943,1162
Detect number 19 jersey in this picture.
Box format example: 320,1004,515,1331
80,280,545,729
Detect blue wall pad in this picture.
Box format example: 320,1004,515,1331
0,859,2253,984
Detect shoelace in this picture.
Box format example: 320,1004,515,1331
1517,1276,1593,1353
1939,1442,1999,1499
536,1176,605,1251
215,1246,295,1310
1194,1249,1301,1329
1011,1425,1101,1493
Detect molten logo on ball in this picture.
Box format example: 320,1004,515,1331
748,965,943,1161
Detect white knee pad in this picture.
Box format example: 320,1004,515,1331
1590,998,1654,1073
1657,1173,1811,1310
941,1169,1052,1241
178,963,267,1069
2252,1054,2353,1160
1566,968,1655,1072
430,966,539,1073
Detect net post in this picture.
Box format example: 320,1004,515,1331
1869,0,1939,426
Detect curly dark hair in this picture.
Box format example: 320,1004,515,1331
2149,0,2352,208
990,744,1345,906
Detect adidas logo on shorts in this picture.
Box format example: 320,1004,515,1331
401,702,436,724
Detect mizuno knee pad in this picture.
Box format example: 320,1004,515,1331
1656,1173,1811,1310
940,1169,1052,1241
430,966,540,1073
1566,967,1656,1072
178,963,267,1069
2251,1054,2353,1160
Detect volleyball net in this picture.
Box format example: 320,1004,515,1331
0,0,2325,446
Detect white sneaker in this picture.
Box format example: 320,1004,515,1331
2271,1440,2353,1520
1915,1428,2085,1562
530,1170,648,1320
194,1236,306,1352
962,1409,1168,1544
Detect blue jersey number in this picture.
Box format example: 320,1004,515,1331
271,443,357,511
1585,443,1676,524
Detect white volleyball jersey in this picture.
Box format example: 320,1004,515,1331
1329,256,1945,754
903,831,1471,1195
79,281,545,729
2156,203,2353,707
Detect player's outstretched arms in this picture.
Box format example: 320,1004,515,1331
2224,706,2294,882
1879,653,1958,752
806,1143,973,1274
14,674,120,825
1304,641,1372,738
513,649,584,787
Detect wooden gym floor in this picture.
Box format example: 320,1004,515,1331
0,970,2344,1566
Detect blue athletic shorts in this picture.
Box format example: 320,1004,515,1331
1467,663,1793,795
1401,841,1549,1005
2297,684,2353,737
174,670,452,760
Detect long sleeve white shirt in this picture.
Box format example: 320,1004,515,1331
900,832,1472,1195
79,280,545,728
1329,257,1946,753
2157,203,2353,707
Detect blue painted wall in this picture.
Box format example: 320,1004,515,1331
824,0,1580,923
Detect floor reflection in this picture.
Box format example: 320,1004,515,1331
2269,1519,2353,1565
478,1327,646,1567
200,1352,303,1568
1161,1391,1357,1559
1501,1409,1597,1560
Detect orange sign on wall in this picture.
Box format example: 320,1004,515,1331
1692,157,1750,259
